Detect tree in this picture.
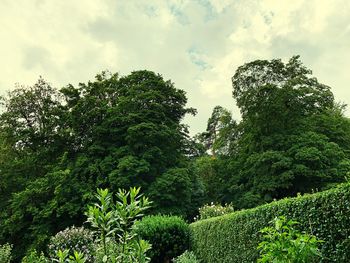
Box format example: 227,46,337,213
60,70,196,190
194,56,350,208
0,78,66,159
0,71,200,259
199,106,237,156
227,56,350,207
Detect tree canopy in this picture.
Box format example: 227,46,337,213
0,71,203,260
1,56,350,260
196,56,350,208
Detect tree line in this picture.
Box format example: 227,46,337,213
1,56,350,260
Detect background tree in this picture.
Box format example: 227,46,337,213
193,56,350,209
228,56,350,207
0,71,202,260
198,106,237,156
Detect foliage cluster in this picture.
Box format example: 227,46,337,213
21,250,47,263
85,187,151,263
257,216,322,263
190,183,350,263
173,251,199,263
2,56,350,260
196,56,350,209
0,71,203,259
48,226,95,262
135,215,190,263
0,243,12,263
19,187,152,263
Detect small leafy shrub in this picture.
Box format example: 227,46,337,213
195,202,234,220
48,226,94,262
135,215,190,263
21,250,48,263
173,251,199,263
54,249,87,263
257,216,322,262
86,187,152,263
0,243,12,263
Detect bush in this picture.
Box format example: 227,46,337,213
48,226,95,262
21,250,48,263
173,250,199,263
195,203,234,221
86,187,151,263
258,216,322,262
190,183,350,263
0,243,12,263
135,215,190,263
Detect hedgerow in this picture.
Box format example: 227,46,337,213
190,183,350,263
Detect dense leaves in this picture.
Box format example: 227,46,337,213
196,56,350,208
0,71,200,260
1,56,350,261
135,215,190,263
190,183,350,263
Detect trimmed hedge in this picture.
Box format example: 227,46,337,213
190,183,350,263
135,215,190,263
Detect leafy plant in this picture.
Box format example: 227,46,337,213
135,215,190,263
21,250,48,263
0,243,12,263
257,216,322,263
173,251,199,263
86,187,152,263
53,249,87,263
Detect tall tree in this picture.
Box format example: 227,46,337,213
195,56,350,208
228,56,350,207
198,106,237,156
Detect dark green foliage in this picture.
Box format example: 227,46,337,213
135,215,190,263
148,169,192,216
0,71,197,260
229,57,350,206
195,56,350,209
190,183,350,263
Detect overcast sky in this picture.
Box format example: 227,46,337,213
1,0,350,134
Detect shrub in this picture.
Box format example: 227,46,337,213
190,183,350,263
195,203,234,221
48,226,95,262
21,250,48,263
0,243,12,263
257,216,322,262
135,215,190,263
86,187,152,263
173,250,199,263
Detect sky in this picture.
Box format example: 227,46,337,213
1,0,350,135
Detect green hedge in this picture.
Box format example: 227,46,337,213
135,215,190,263
190,183,350,263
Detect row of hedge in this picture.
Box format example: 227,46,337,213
190,183,350,263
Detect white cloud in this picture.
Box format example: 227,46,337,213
1,0,350,134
